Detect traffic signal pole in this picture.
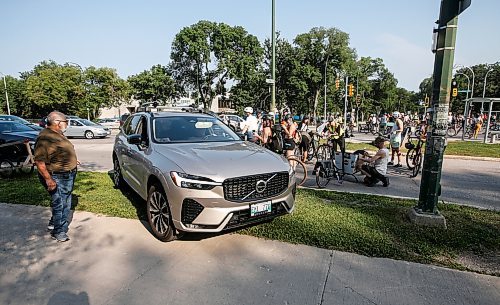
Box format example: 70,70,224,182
271,0,276,113
413,0,471,225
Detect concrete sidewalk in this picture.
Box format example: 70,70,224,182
1,203,498,305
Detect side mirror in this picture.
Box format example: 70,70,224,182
127,134,142,145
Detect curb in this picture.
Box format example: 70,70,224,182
343,148,500,162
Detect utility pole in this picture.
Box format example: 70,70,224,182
271,0,276,113
0,72,10,115
413,0,471,225
344,76,349,125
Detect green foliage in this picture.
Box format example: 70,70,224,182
170,20,263,109
127,65,177,104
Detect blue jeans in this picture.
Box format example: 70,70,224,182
39,170,77,235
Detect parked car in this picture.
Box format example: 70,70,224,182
97,118,120,129
65,118,111,139
219,114,245,131
113,111,295,242
0,115,43,131
0,121,39,164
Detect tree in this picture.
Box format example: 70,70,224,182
127,65,177,104
170,21,263,109
293,27,356,118
23,61,84,118
84,66,131,118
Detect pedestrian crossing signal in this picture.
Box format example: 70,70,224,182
451,79,458,97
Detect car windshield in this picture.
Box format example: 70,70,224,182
0,116,30,124
0,122,35,133
153,116,240,143
80,119,99,126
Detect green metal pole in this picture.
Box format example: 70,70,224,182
417,0,460,214
271,0,276,113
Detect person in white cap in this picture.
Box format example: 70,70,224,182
241,107,258,142
388,111,404,167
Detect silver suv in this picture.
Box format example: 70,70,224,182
112,111,295,241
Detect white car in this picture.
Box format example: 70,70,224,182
97,118,120,129
220,114,245,131
65,118,111,139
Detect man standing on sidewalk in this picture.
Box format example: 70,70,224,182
34,111,78,242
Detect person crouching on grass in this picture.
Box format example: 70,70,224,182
358,136,390,187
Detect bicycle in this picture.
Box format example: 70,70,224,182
405,136,425,178
446,122,474,138
306,131,322,162
287,154,307,186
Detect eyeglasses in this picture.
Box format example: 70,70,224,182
56,120,68,123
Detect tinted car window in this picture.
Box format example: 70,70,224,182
153,116,240,143
123,115,141,135
0,122,34,132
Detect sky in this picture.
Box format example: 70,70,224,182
1,0,498,91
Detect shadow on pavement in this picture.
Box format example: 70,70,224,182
47,291,90,305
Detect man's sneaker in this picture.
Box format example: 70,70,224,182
51,232,70,242
387,162,394,166
47,224,54,231
383,177,390,187
394,164,402,168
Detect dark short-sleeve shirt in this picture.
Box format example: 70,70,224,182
34,128,77,172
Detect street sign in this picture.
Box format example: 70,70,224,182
266,79,275,84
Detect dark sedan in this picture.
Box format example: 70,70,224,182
0,121,39,162
0,115,43,131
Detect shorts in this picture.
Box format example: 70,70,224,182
283,138,295,151
390,134,401,149
299,134,310,151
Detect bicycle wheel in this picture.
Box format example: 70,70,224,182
446,127,457,137
315,168,331,188
307,142,316,162
316,144,331,161
410,153,422,178
406,148,416,169
0,159,15,178
287,156,307,186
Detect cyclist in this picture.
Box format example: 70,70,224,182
282,114,297,159
298,116,311,162
261,112,274,145
359,136,390,187
326,118,345,153
388,111,404,167
241,107,259,142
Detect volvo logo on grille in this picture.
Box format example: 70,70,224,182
255,180,267,193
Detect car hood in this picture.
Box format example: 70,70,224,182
154,141,290,180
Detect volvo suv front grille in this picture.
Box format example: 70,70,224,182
222,172,289,202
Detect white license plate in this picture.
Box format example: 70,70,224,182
250,201,272,217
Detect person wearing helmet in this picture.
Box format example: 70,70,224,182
388,111,404,167
241,107,258,142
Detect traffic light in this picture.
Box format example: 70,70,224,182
335,78,340,89
356,95,361,103
348,84,354,97
451,79,458,97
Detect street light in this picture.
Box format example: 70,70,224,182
67,62,89,120
456,64,475,98
454,72,470,141
324,54,329,120
0,72,10,115
482,68,494,98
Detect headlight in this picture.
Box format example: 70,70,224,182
170,172,221,190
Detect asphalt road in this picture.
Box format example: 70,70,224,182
71,131,500,210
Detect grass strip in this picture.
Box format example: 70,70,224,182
1,172,498,275
346,141,500,158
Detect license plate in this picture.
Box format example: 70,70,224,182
250,201,272,217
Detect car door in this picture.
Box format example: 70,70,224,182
120,115,142,192
127,115,152,197
67,119,84,137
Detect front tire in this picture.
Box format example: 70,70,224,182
113,157,124,188
406,148,416,169
147,183,177,242
0,159,14,178
84,131,94,139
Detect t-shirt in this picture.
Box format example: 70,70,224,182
34,128,77,172
244,115,259,132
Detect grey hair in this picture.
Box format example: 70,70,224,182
46,111,67,126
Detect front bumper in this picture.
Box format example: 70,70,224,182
168,182,296,233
